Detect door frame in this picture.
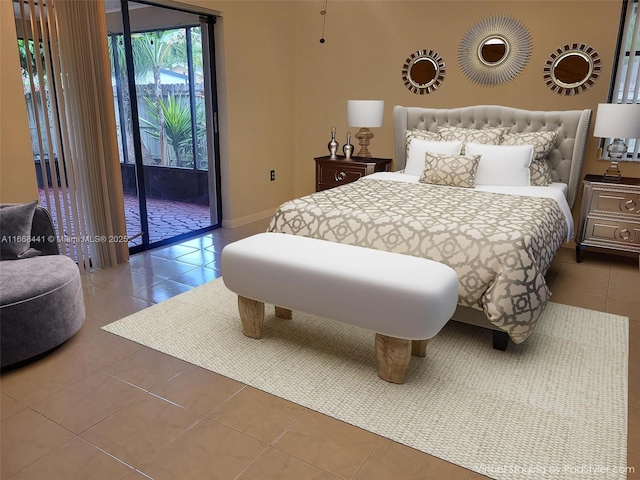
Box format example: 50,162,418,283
119,0,223,254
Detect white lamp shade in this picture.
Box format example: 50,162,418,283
593,103,640,139
347,100,384,128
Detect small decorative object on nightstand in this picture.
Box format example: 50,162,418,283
592,103,640,182
314,155,392,192
343,132,354,158
347,100,384,158
576,174,640,262
327,126,339,159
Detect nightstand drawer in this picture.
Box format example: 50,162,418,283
314,156,392,192
590,189,640,215
577,175,640,261
318,165,364,186
583,217,640,246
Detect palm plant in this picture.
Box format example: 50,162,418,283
108,26,206,167
131,30,185,165
140,94,203,167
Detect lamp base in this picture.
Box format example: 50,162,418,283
603,162,622,182
354,128,374,158
602,140,626,182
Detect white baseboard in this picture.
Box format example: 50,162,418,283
221,208,274,229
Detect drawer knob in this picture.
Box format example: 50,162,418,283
618,228,631,240
623,199,637,212
335,171,347,182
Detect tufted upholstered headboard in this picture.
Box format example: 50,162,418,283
393,105,592,209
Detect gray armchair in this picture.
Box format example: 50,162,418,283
0,204,85,369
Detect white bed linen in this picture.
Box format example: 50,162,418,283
366,172,574,240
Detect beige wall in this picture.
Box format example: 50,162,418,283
206,1,296,226
0,0,38,204
1,0,632,225
290,1,630,214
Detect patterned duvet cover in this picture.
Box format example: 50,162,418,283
267,176,569,343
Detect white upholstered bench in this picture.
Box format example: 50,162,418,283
221,233,459,384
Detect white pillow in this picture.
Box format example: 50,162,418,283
465,142,533,186
405,139,463,176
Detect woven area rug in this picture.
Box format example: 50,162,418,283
103,277,629,480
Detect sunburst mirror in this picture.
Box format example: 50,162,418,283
543,44,601,95
402,49,446,95
458,15,531,86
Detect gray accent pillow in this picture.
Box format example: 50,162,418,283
0,201,41,260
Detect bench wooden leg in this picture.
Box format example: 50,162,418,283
274,306,292,319
411,339,429,357
238,296,264,339
375,334,411,384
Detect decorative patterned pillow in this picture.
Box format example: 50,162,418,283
405,129,439,159
528,160,553,186
0,201,40,260
436,126,509,154
500,131,558,186
419,152,480,188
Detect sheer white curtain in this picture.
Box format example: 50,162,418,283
18,0,128,270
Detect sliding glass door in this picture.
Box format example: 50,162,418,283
107,0,221,252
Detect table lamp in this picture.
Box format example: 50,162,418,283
347,100,384,157
593,103,640,181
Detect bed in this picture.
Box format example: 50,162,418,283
268,105,592,349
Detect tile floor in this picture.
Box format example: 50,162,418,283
1,219,639,480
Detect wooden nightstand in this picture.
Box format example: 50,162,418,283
576,174,640,262
314,156,392,192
